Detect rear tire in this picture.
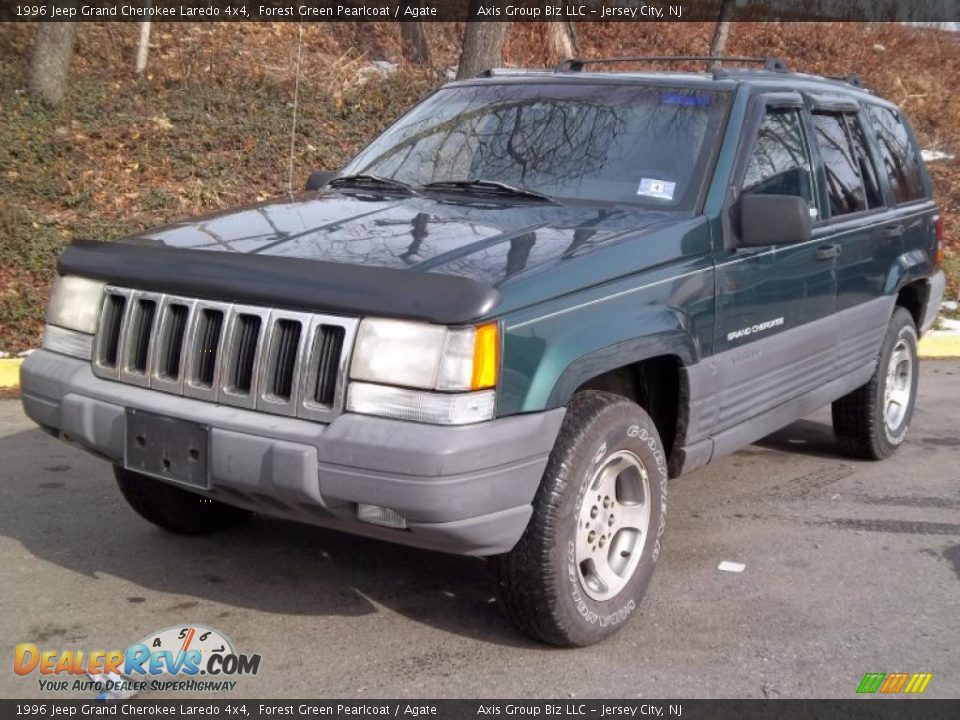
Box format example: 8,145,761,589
494,391,668,647
115,466,253,535
832,307,919,460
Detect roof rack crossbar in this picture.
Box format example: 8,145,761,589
558,56,790,73
824,73,866,89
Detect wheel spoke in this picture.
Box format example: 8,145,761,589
593,555,624,594
596,455,629,494
617,502,649,532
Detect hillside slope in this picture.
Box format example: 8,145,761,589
1,21,957,351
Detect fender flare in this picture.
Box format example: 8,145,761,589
546,328,697,409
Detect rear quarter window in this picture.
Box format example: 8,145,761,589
866,105,926,204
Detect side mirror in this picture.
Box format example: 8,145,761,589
739,194,812,247
305,170,337,191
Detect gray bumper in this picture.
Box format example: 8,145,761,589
20,350,564,556
920,270,946,336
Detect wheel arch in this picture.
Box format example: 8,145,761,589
894,279,929,330
886,248,937,331
547,342,690,464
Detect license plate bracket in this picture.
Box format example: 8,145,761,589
124,408,210,489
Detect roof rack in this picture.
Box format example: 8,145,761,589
825,73,867,89
557,56,790,73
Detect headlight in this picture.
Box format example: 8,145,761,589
350,318,499,392
347,318,499,424
45,275,106,334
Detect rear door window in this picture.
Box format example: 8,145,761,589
844,114,883,209
741,108,815,206
866,105,925,204
812,112,867,217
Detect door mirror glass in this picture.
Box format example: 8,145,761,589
739,194,812,247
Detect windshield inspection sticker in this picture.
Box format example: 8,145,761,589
637,178,676,200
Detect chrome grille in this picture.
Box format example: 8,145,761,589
92,287,358,421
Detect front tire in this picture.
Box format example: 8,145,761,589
115,466,253,535
494,391,668,647
832,307,919,460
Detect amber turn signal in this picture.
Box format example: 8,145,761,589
471,322,500,390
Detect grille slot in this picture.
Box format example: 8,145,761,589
270,319,302,401
128,298,157,374
313,325,345,406
194,309,224,387
92,286,356,421
158,304,189,380
99,294,127,368
232,314,262,393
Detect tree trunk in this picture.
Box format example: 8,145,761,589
456,0,510,80
708,0,735,68
29,22,77,106
400,20,430,65
546,21,576,64
135,21,152,75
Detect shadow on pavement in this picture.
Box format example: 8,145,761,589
755,418,852,461
0,427,539,649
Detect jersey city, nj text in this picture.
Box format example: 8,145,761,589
475,5,684,18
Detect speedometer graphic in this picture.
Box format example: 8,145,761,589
136,624,236,674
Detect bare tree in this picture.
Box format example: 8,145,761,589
135,21,152,74
399,1,430,65
29,22,77,105
400,21,430,65
456,0,509,80
547,21,577,64
708,0,736,68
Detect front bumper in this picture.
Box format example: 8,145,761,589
20,350,564,556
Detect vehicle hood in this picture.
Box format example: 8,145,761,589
127,189,686,288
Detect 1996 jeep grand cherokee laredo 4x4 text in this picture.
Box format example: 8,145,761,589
21,57,946,646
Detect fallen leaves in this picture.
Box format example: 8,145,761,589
0,21,956,352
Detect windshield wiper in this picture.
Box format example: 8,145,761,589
423,179,556,203
329,174,418,195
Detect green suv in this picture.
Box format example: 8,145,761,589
21,57,945,646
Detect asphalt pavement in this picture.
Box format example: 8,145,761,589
1,362,958,699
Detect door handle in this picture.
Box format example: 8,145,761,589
816,243,842,260
878,224,905,239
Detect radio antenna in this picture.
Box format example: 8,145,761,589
287,22,304,198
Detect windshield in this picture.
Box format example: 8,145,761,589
341,82,730,209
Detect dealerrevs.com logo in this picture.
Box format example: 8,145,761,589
14,625,261,695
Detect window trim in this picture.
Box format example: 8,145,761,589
806,93,859,113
